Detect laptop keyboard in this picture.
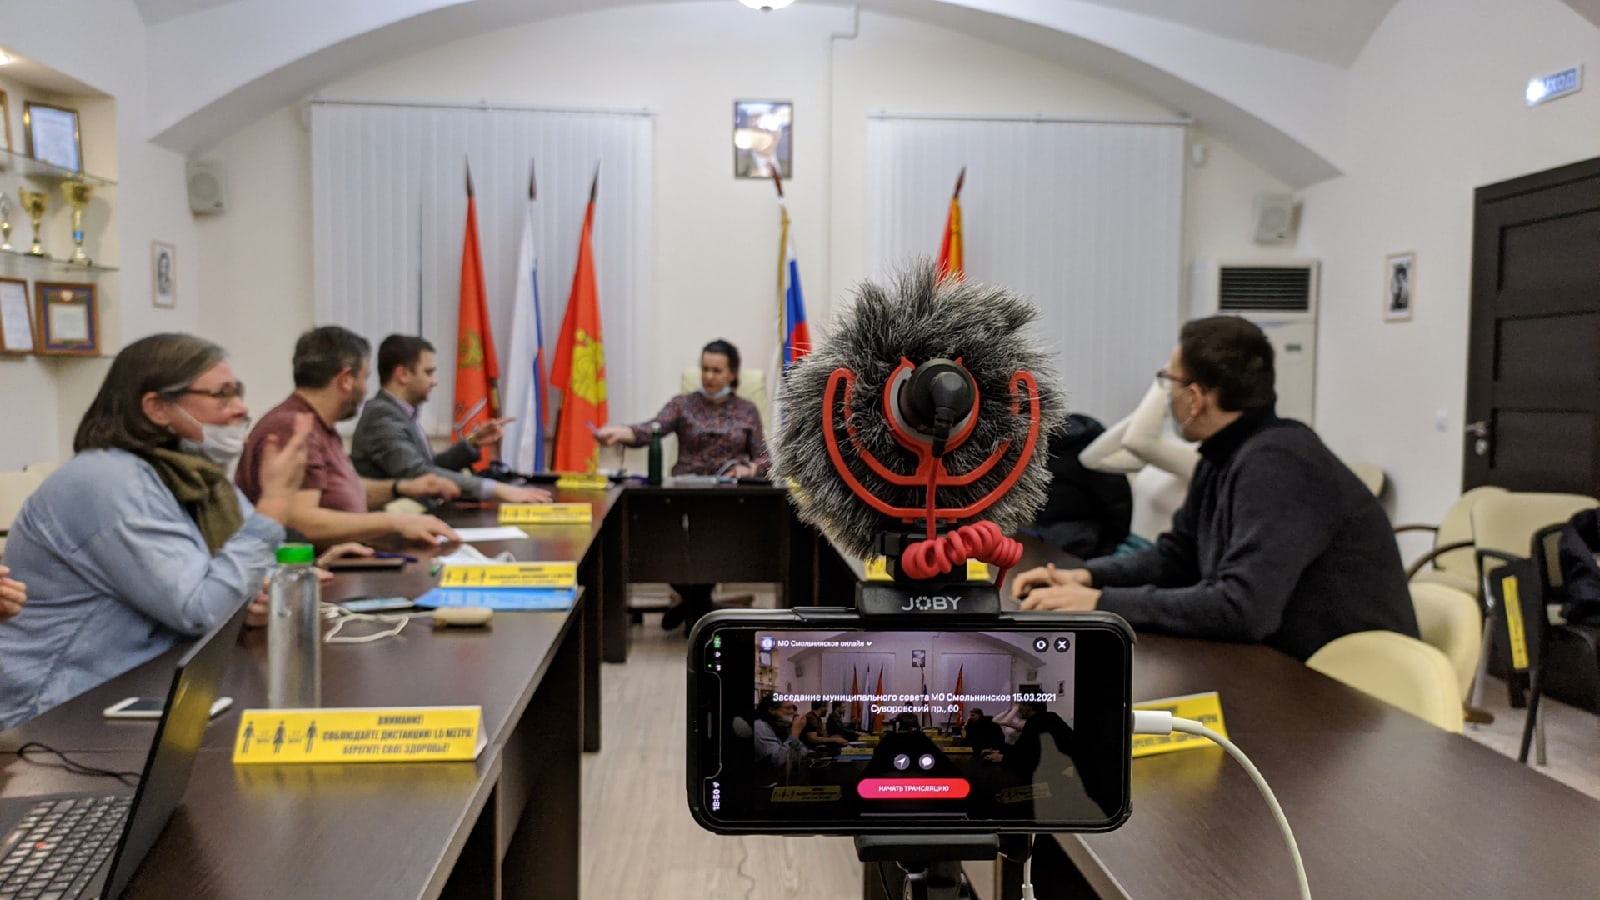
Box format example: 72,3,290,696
0,795,131,900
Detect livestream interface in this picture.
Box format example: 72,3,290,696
707,628,1117,825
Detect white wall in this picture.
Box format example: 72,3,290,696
1301,0,1600,527
0,0,202,469
194,3,1289,430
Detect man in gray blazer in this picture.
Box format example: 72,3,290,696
351,335,551,504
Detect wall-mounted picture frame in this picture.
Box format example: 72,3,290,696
0,277,34,353
1384,251,1415,322
23,101,82,173
0,89,12,156
733,100,792,180
34,281,98,355
152,240,177,308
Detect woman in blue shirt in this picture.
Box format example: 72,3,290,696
0,333,310,728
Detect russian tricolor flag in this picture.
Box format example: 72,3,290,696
781,218,810,369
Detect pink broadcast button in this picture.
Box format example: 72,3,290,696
857,778,971,800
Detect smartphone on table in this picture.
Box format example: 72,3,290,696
686,609,1134,835
340,597,416,614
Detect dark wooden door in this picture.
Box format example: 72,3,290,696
1465,157,1600,494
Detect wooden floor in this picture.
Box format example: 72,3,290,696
580,595,1600,899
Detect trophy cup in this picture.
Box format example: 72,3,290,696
62,179,94,266
0,193,11,253
17,187,48,258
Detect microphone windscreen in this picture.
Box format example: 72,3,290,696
773,261,1066,559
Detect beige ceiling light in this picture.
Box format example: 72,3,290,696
738,0,796,10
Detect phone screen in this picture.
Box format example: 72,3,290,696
342,597,414,613
120,698,167,714
688,611,1133,834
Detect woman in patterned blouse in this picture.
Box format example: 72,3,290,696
595,339,768,630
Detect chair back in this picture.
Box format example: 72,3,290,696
1308,631,1464,732
679,367,770,430
1472,492,1598,561
1428,485,1507,581
1409,582,1482,703
1347,462,1387,498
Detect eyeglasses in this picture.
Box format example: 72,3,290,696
1154,370,1193,391
171,383,246,402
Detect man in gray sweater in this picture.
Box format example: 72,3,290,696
1014,316,1417,662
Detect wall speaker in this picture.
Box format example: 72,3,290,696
1252,193,1299,245
186,160,229,215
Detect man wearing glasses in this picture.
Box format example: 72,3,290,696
1013,316,1417,662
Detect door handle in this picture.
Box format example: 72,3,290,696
1465,420,1490,456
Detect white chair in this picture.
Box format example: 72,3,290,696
1399,485,1507,598
679,367,770,431
1410,581,1482,704
1308,631,1464,732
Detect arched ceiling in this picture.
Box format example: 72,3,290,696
133,0,1439,187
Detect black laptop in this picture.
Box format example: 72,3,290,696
0,603,247,900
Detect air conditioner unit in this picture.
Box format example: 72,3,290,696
1187,260,1320,425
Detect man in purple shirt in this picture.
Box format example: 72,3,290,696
595,339,767,630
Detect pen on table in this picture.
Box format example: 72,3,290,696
373,551,420,563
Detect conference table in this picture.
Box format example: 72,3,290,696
7,484,1600,899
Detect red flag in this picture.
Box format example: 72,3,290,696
453,162,500,449
850,665,860,727
871,669,886,733
936,167,965,282
550,166,608,473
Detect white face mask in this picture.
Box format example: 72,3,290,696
701,385,733,401
176,407,250,467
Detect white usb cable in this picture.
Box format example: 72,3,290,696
1133,710,1311,900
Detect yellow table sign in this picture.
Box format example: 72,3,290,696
232,707,484,764
438,561,577,588
499,502,593,525
1131,691,1229,758
555,474,610,491
1501,574,1530,671
864,557,990,583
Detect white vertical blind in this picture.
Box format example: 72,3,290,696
310,100,655,436
866,116,1186,422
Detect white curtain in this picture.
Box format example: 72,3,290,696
866,115,1186,423
310,99,655,436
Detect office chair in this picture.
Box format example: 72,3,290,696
1346,462,1387,499
1410,581,1482,705
1398,485,1506,596
1308,631,1463,732
1469,491,1598,719
1518,522,1600,765
678,367,770,430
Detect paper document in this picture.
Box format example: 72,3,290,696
453,526,532,543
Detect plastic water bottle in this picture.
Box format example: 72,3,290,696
648,422,664,485
267,543,321,708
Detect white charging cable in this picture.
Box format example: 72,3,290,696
1133,710,1311,900
1020,833,1036,900
319,603,428,644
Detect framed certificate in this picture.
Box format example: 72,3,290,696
0,277,34,353
0,89,11,155
23,101,82,173
34,281,97,355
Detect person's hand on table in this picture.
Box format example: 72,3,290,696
0,565,28,622
392,514,460,546
399,474,461,501
316,542,374,567
1014,563,1101,611
727,462,759,478
493,484,554,503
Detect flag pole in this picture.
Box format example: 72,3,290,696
952,165,966,200
416,195,424,338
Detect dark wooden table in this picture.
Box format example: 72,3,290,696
600,480,856,662
986,537,1600,899
0,488,620,899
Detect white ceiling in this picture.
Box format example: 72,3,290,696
132,0,1402,64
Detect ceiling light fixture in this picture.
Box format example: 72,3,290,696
0,51,12,67
738,0,796,10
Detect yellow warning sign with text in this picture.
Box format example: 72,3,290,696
231,707,484,764
438,561,577,588
864,557,991,583
1502,575,1530,671
499,502,593,525
1131,691,1229,759
555,474,610,491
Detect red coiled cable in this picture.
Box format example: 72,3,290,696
900,521,1022,586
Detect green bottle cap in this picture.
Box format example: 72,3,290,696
276,543,316,565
